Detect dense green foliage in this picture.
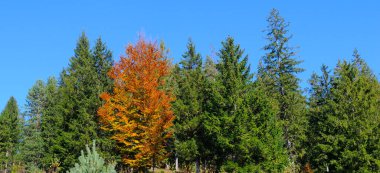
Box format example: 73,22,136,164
307,50,380,172
40,76,64,171
173,39,206,173
0,9,379,173
67,141,116,173
43,33,116,171
20,80,47,169
258,9,307,171
0,97,21,171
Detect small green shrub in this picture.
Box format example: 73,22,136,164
27,164,44,173
67,141,116,173
221,161,265,173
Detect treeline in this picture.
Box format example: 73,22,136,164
0,9,379,173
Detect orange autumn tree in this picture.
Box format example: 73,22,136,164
98,38,175,170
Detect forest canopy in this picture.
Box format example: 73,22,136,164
0,9,379,173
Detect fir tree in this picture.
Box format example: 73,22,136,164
0,97,21,171
41,77,64,171
57,33,114,169
173,39,205,172
214,36,255,170
91,37,116,161
57,32,99,169
309,50,380,172
259,9,307,170
200,55,224,172
92,37,114,94
20,80,46,169
40,33,114,171
307,64,332,171
253,73,288,172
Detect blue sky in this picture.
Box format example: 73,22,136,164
0,1,379,111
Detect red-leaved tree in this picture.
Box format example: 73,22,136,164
98,38,174,171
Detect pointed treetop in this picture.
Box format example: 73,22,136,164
266,9,291,42
74,32,91,58
1,96,18,116
352,49,373,77
180,39,202,70
217,36,252,83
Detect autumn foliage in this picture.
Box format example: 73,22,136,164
98,38,175,169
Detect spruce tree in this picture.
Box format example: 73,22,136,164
40,34,114,171
0,97,21,171
92,37,114,94
57,33,98,169
214,36,255,170
41,77,64,171
57,33,114,169
253,70,288,172
20,80,46,169
309,50,380,172
200,56,224,171
91,37,115,161
259,9,307,170
173,39,205,172
211,36,287,172
307,64,332,171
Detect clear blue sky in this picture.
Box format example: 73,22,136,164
1,1,379,111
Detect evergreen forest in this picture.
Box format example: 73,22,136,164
1,9,379,173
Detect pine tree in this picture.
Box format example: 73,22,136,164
0,97,21,171
259,9,307,170
67,141,116,173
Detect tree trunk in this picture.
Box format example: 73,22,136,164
203,159,207,173
152,156,155,173
195,158,200,173
5,150,8,173
175,156,179,172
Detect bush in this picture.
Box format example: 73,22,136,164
27,164,44,173
67,141,116,173
221,161,265,173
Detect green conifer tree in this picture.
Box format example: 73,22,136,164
214,36,257,171
259,9,307,170
253,71,288,172
91,37,116,161
58,33,100,169
67,141,116,173
0,97,21,171
173,39,205,172
20,80,46,169
309,50,380,172
47,33,114,170
41,77,64,171
307,64,332,171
